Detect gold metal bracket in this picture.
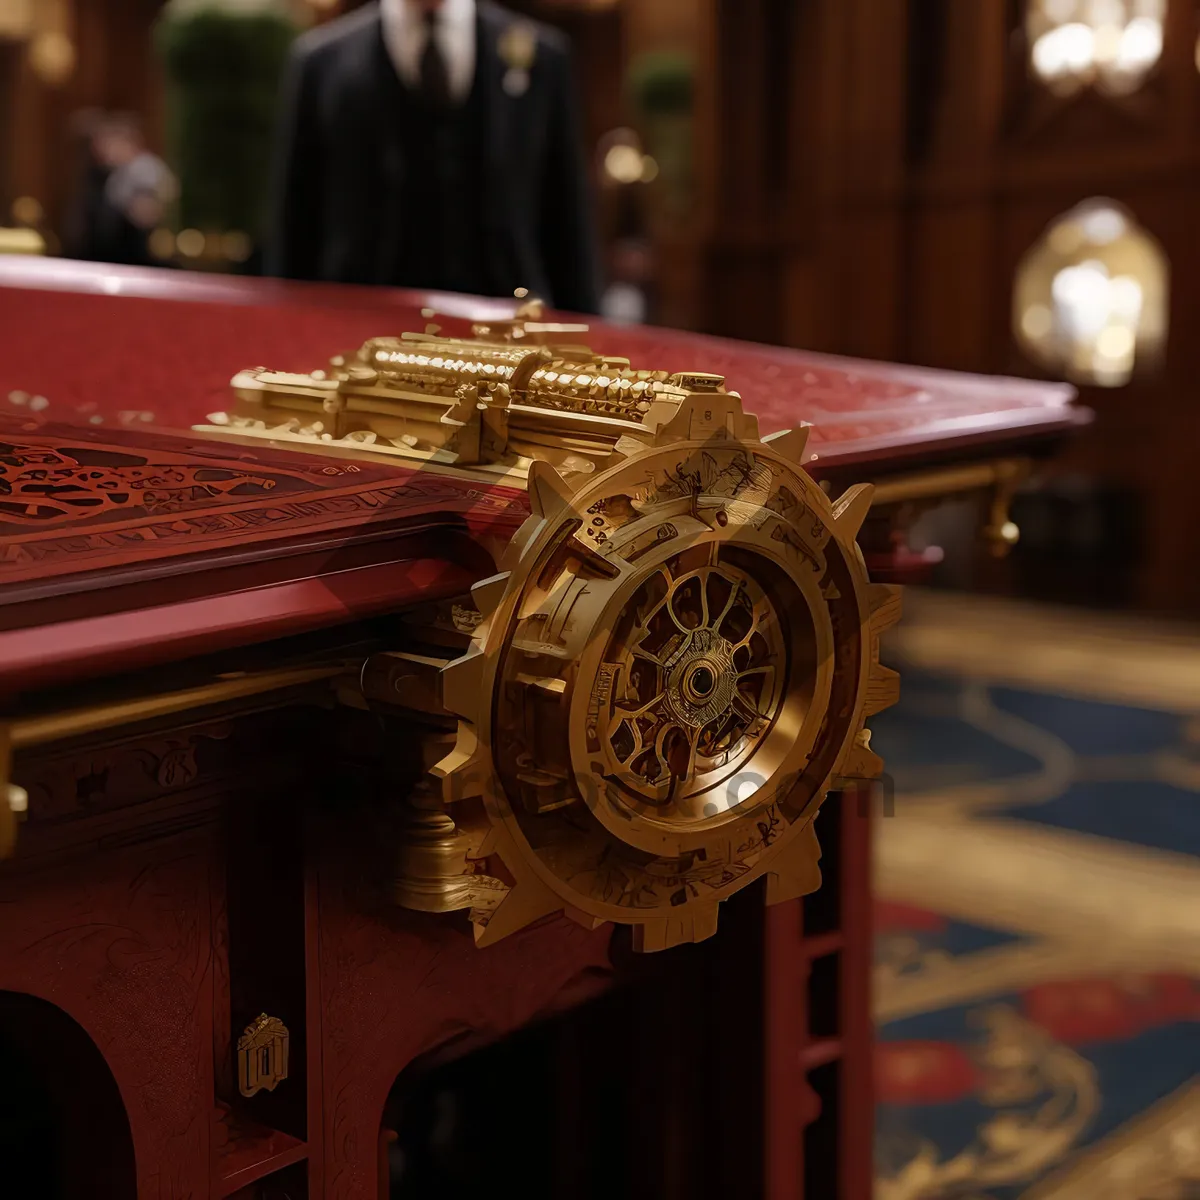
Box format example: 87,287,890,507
0,726,23,861
869,457,1031,558
238,1013,289,1097
0,664,345,859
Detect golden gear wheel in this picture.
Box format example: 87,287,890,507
433,392,901,951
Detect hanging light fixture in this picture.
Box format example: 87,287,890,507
1014,198,1168,388
1027,0,1165,96
22,0,76,86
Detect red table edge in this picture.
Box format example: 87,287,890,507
0,555,478,698
0,255,1086,471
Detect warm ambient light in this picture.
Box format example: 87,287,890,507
1014,198,1167,388
176,228,206,258
597,128,658,188
604,143,646,185
1027,0,1164,96
149,228,176,260
29,30,75,84
11,196,43,226
222,230,252,263
0,1,33,39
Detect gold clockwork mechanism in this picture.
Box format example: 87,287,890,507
205,302,901,951
427,397,900,952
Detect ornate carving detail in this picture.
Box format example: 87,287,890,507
204,307,748,477
0,420,527,587
237,1013,289,1097
14,726,234,826
0,437,282,527
0,840,216,1190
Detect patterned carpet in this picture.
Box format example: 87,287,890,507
871,591,1200,1200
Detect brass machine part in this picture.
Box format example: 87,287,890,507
238,1013,290,1097
196,298,741,482
4,308,907,955
192,306,899,952
870,457,1030,557
1,726,19,861
411,445,901,950
190,305,904,951
0,665,346,859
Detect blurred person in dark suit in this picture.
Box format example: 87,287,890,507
64,112,175,267
266,0,600,313
63,110,110,261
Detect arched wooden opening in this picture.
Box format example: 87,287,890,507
376,889,779,1200
0,991,136,1199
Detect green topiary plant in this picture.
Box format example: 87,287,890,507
155,0,300,264
627,50,695,119
626,51,696,220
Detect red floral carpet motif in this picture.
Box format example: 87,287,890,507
873,673,1200,1198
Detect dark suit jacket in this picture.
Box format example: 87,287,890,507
266,1,600,313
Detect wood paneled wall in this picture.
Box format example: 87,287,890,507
4,0,1200,613
639,0,1200,615
0,0,166,232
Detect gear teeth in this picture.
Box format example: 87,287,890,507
834,728,884,785
528,459,574,520
867,582,903,635
564,906,608,931
762,424,811,464
864,665,901,716
832,482,875,543
430,724,486,803
440,645,486,718
609,434,650,465
474,825,501,858
632,906,720,953
765,820,823,905
499,514,543,571
472,876,562,947
471,571,511,619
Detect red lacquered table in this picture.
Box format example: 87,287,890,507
0,257,1085,1200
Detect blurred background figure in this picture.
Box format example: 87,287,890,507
266,0,601,312
600,236,653,326
155,0,298,275
63,111,176,266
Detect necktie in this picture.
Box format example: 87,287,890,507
420,11,452,108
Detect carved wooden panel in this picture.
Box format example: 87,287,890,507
309,810,615,1198
0,417,527,591
0,834,216,1198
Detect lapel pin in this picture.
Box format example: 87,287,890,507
499,22,536,97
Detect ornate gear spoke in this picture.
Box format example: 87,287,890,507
712,576,745,631
611,691,667,728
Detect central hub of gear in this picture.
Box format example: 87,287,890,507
592,549,793,808
663,628,738,729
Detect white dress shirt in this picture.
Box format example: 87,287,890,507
380,0,477,103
